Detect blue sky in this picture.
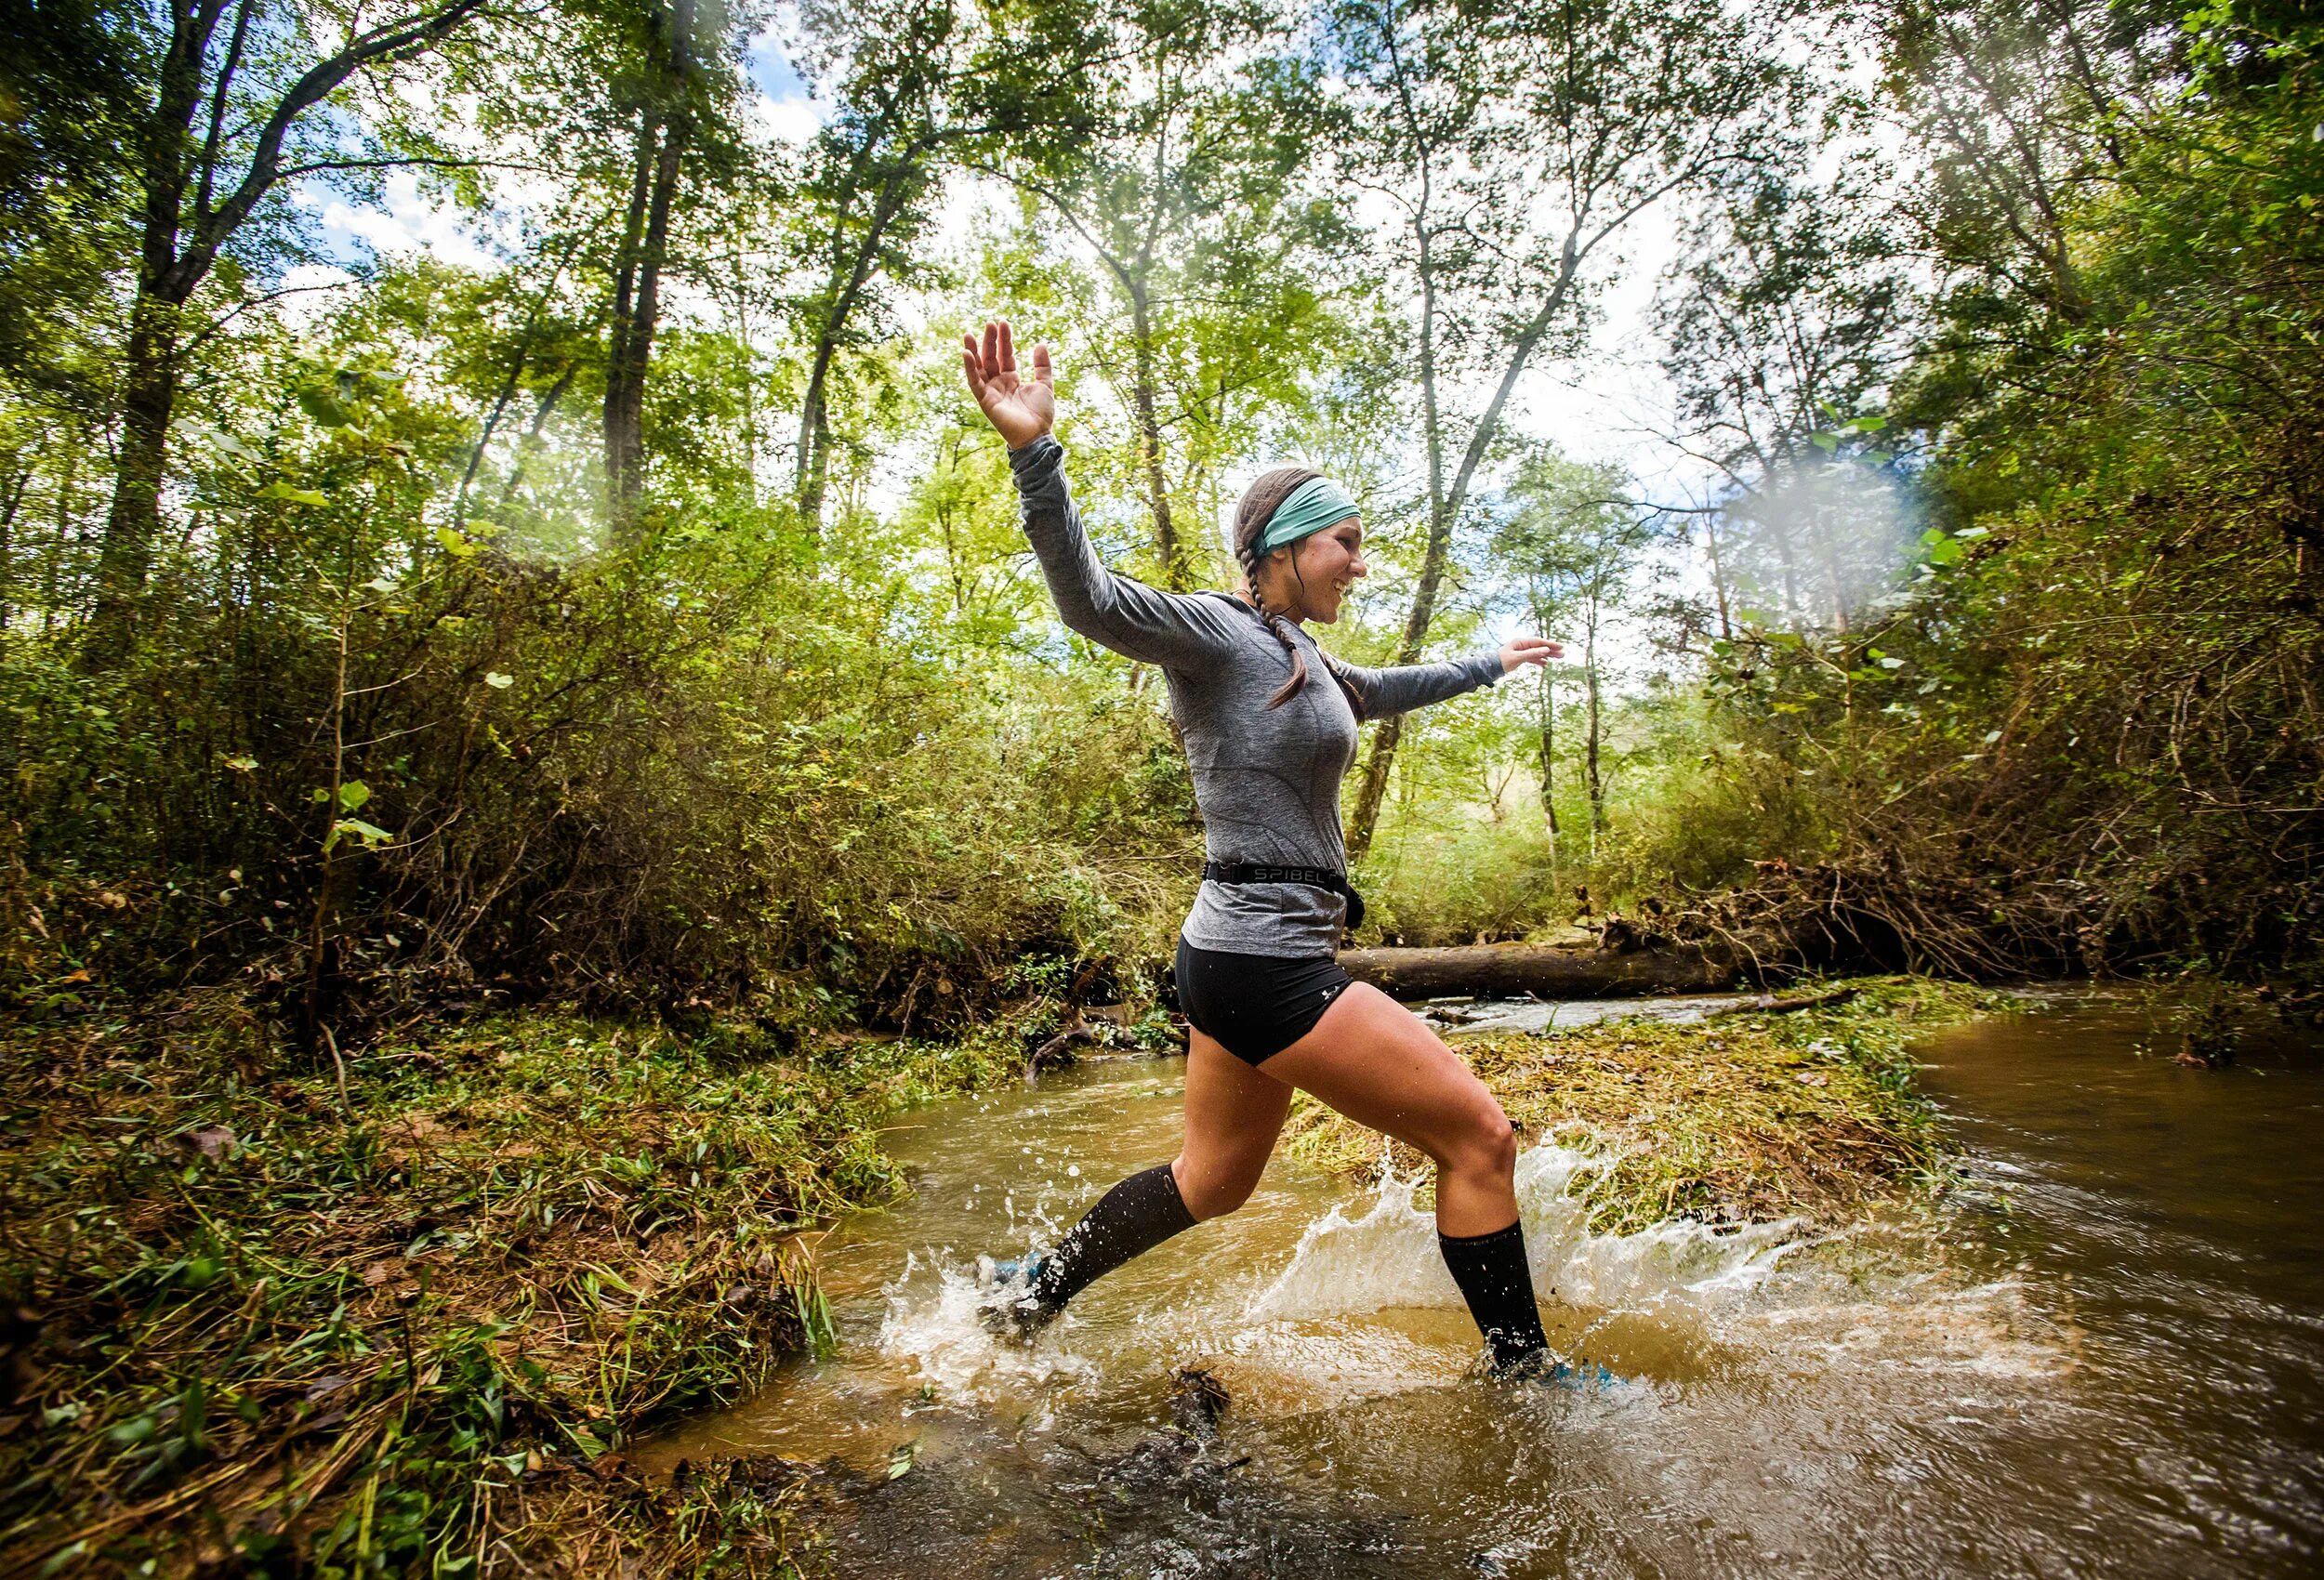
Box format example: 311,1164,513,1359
748,29,811,103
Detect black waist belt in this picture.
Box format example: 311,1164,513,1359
1202,861,1366,932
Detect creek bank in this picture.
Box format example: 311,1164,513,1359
0,996,1065,1578
1289,976,1992,1231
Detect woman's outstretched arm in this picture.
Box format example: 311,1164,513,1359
1338,638,1561,718
964,321,1238,668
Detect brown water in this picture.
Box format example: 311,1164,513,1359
644,994,2324,1577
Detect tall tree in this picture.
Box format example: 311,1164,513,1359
456,0,757,531
1497,450,1650,841
785,0,957,530
1883,0,2177,346
785,0,1111,531
78,0,493,652
1328,0,1793,857
601,0,703,518
997,0,1339,585
373,237,600,535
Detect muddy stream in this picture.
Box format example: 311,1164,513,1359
642,994,2324,1577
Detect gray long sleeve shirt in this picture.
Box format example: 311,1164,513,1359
1010,435,1504,957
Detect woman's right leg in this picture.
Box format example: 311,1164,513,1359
1171,1029,1295,1218
1261,982,1520,1235
1002,1031,1290,1326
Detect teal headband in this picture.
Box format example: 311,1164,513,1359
1258,476,1360,554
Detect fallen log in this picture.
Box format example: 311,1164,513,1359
1024,1023,1104,1085
1336,943,1735,1000
1700,985,1858,1019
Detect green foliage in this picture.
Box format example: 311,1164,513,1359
1606,2,2324,984
3,0,2318,1045
993,0,1351,583
0,283,1208,1022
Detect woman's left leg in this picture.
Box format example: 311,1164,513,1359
1261,983,1519,1234
1264,983,1552,1373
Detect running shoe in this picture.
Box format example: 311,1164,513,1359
1536,1359,1622,1389
1498,1349,1624,1389
974,1252,1059,1339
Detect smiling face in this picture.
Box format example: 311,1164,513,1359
1259,516,1367,624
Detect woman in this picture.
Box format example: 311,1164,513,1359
962,321,1564,1376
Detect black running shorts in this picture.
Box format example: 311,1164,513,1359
1173,937,1357,1065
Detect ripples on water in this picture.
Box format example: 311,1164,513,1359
642,996,2324,1578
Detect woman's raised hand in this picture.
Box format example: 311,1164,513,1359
961,320,1055,450
1499,636,1565,673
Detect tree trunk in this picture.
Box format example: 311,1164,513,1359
1537,662,1558,836
795,338,837,528
1346,502,1454,857
1584,601,1605,837
602,112,656,494
794,167,917,533
0,460,25,631
301,590,353,1052
454,356,523,530
43,439,80,637
500,363,578,513
1337,943,1733,999
602,0,694,524
1347,217,1583,858
1346,713,1402,862
1128,283,1181,585
1348,239,1453,862
1701,513,1735,640
603,114,686,519
456,242,576,529
90,300,182,646
88,0,217,651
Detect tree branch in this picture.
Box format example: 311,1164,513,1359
171,0,493,297
272,153,548,181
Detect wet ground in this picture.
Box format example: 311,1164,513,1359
641,993,2324,1578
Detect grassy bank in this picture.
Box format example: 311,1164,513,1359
0,995,1054,1578
1287,978,1996,1232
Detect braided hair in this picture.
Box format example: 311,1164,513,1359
1233,467,1368,721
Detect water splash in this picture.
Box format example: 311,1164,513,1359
878,1251,1096,1399
877,1134,1949,1411
1251,1139,1805,1322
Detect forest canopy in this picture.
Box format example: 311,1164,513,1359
3,0,2319,1039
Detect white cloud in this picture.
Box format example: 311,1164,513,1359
272,262,360,329
751,89,823,148
312,172,502,272
746,23,822,147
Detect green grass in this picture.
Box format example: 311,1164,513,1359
0,994,1039,1577
1287,977,2000,1232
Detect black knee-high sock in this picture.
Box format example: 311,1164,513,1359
1439,1220,1551,1374
1031,1163,1198,1311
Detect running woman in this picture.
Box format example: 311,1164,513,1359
962,321,1564,1376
